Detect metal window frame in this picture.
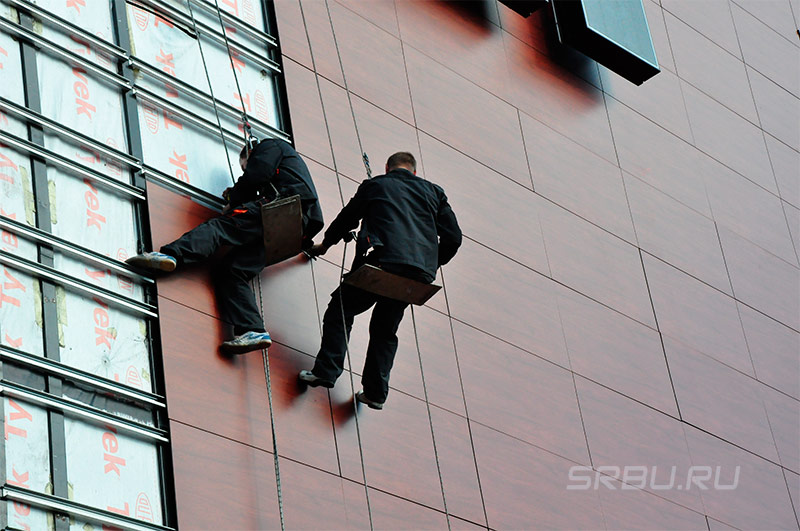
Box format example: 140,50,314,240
140,163,226,210
0,345,165,409
0,130,146,200
0,215,155,286
2,0,128,60
1,485,175,531
0,251,158,318
0,95,141,171
130,56,290,143
0,17,131,89
193,0,278,46
1,382,167,442
134,85,252,147
129,0,281,74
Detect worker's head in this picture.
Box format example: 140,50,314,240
386,152,416,174
239,137,259,171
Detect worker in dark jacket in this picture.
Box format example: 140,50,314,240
299,152,461,409
126,138,323,354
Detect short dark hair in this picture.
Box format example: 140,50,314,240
386,152,416,172
239,137,259,159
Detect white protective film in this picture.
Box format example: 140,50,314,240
65,419,163,526
4,397,52,531
0,23,45,356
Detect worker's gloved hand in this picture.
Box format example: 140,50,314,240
221,187,232,202
305,243,329,259
221,203,232,215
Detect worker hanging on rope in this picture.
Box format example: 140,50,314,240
126,137,324,354
299,152,462,410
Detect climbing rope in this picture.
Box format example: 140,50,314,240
210,0,253,145
296,0,374,526
255,274,286,531
410,305,451,528
204,1,286,527
319,1,451,524
185,0,237,185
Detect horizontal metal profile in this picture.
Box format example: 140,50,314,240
0,251,158,319
0,381,169,442
133,85,246,147
140,164,226,210
1,486,175,531
0,215,154,286
0,344,165,409
129,58,290,143
131,0,280,74
6,0,127,60
0,130,146,201
0,17,131,89
192,0,278,47
0,95,141,171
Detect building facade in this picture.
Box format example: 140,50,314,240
0,0,798,529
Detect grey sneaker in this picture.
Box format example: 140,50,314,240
355,390,384,410
125,252,177,272
220,331,272,355
298,370,334,388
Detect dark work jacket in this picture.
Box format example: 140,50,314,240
227,138,324,242
321,168,462,282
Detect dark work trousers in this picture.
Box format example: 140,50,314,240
160,201,267,336
313,283,409,403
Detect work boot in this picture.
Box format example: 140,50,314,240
298,370,334,388
125,252,177,272
355,390,384,410
219,331,272,354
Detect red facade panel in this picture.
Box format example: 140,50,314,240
154,0,800,527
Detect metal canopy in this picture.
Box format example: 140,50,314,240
344,264,441,306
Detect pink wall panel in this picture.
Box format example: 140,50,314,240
156,0,800,527
624,171,732,294
454,321,590,464
683,424,797,530
417,132,549,273
644,253,754,375
472,422,604,529
171,422,280,530
522,114,637,244
664,336,780,463
558,289,677,416
327,1,414,123
576,376,703,512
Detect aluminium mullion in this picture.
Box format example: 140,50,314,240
0,251,158,319
129,57,290,142
0,130,146,201
0,215,155,286
0,95,141,170
0,382,168,443
0,345,165,410
17,11,70,528
112,3,177,529
192,0,277,46
1,486,174,531
0,18,131,90
3,0,127,60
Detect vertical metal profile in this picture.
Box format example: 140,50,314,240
110,2,177,528
263,0,293,141
17,9,71,530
